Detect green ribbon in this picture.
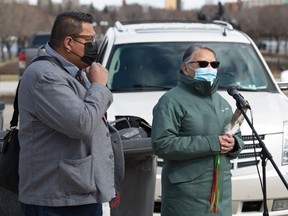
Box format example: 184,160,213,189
210,153,221,213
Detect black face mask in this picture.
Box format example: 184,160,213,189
81,42,98,66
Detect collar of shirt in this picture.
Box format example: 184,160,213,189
44,43,91,88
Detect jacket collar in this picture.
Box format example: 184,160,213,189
177,73,219,97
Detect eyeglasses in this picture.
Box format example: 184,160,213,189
71,34,97,45
188,61,220,69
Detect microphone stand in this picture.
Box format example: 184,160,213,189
236,101,288,216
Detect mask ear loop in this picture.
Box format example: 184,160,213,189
185,63,196,71
182,63,196,77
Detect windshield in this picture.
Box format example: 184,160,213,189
106,42,276,92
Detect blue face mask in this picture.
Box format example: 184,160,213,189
194,67,217,85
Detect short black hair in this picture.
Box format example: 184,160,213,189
49,11,94,48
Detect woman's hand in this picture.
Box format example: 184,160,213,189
219,133,235,154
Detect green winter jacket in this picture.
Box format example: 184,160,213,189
151,73,244,216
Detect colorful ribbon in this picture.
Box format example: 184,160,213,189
210,153,220,213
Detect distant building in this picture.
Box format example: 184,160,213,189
241,0,285,8
165,0,181,10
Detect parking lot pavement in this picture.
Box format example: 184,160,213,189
0,81,18,98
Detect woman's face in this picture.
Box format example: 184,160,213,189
182,48,216,78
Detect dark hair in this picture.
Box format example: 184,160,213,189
49,11,94,48
180,45,216,73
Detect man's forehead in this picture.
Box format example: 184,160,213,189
81,22,96,34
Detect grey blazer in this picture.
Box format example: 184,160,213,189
18,55,117,206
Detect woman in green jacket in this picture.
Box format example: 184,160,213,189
151,46,244,216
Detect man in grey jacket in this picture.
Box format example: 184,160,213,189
18,11,120,216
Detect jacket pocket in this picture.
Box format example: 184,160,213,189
168,158,211,184
59,155,97,194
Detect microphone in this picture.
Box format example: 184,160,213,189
227,87,251,109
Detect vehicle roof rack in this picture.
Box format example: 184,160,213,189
212,20,234,36
115,20,204,31
115,20,234,35
115,21,125,32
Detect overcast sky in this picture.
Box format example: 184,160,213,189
29,0,237,10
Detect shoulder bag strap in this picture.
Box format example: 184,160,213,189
10,81,20,128
10,56,68,128
30,55,68,73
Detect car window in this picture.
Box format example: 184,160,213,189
107,43,184,91
106,42,275,92
210,43,272,91
29,34,50,48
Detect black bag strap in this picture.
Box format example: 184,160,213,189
30,56,69,73
10,81,20,128
10,56,68,128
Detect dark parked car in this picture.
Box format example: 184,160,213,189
18,32,50,76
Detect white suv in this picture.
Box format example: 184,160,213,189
97,20,288,215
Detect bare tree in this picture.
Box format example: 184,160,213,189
0,2,54,60
1,1,288,62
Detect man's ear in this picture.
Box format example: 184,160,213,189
64,36,73,51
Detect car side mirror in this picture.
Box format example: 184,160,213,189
277,70,288,90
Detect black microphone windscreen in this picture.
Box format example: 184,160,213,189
227,86,237,96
